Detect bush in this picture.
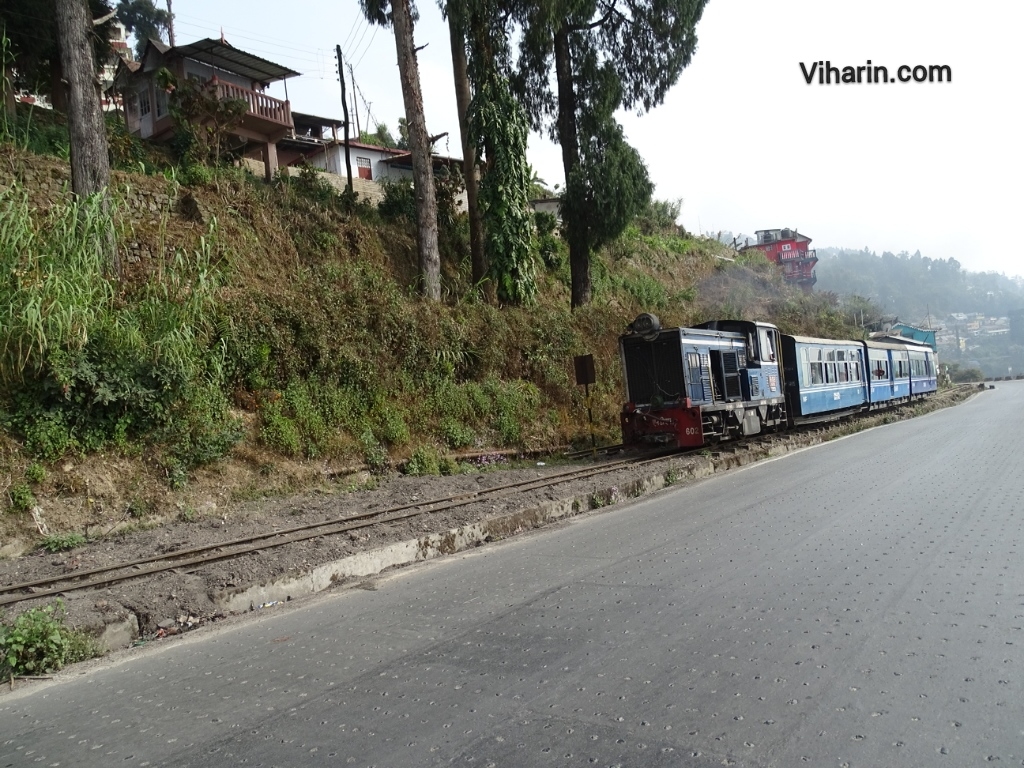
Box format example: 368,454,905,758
8,483,35,512
404,444,441,476
40,532,87,552
0,187,240,473
24,463,46,484
378,179,416,221
0,601,98,676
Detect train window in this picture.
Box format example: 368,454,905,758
688,354,704,382
758,328,776,363
826,350,835,362
839,363,849,382
810,364,823,385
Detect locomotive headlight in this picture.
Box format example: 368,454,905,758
632,313,662,341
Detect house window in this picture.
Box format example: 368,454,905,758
155,89,167,118
138,89,151,117
356,157,372,180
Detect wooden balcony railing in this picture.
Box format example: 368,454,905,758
215,80,292,128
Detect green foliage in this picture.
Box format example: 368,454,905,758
24,462,46,484
0,601,98,676
359,429,390,474
0,185,240,471
469,70,537,305
358,123,398,148
565,120,653,253
636,198,683,236
378,178,417,221
404,444,441,476
40,532,86,552
155,68,248,167
1,105,70,158
534,211,565,270
8,482,35,511
116,0,172,59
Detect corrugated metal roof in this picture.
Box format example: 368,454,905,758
172,38,300,83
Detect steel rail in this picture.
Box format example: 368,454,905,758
0,452,675,607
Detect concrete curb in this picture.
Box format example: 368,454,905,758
210,441,799,616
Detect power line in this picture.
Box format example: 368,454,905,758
351,23,379,70
344,17,372,63
171,20,324,68
339,15,366,56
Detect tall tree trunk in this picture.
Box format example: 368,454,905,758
391,0,440,300
554,25,589,309
2,61,16,121
55,0,120,278
447,7,488,299
49,56,68,113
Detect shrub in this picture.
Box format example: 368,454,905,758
0,187,240,472
24,463,46,484
360,429,390,474
8,483,35,512
40,532,87,552
404,445,441,476
439,417,475,449
0,601,98,676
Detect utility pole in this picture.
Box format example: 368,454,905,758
335,45,353,194
347,62,361,136
165,0,175,46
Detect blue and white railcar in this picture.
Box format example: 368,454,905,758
908,346,938,396
781,335,868,422
864,341,912,406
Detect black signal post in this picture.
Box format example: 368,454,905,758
574,354,597,457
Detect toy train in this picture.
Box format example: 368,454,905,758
619,314,937,448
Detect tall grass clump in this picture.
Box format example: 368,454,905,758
0,184,240,469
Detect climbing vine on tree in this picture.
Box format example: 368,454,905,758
469,70,536,305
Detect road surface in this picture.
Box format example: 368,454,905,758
2,383,1022,767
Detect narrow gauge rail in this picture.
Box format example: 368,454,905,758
0,452,678,609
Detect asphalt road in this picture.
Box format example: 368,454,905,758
3,383,1023,767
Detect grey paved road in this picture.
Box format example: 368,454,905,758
3,384,1023,767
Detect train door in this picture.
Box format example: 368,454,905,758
709,348,742,402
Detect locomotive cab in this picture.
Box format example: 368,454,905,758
620,316,787,448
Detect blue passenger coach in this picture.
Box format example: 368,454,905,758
620,314,939,448
781,335,868,421
864,340,911,406
907,346,938,396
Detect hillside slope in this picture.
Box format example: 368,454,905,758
1,147,857,555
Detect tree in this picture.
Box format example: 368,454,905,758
444,0,486,296
0,0,115,113
156,68,248,167
360,0,442,301
358,121,398,148
54,0,119,276
115,0,171,59
447,0,537,304
512,0,708,307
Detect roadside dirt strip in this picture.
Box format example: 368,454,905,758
0,386,979,654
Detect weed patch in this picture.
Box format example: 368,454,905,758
0,601,99,676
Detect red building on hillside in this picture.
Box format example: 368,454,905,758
739,228,818,290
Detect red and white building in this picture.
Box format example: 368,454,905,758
739,228,818,290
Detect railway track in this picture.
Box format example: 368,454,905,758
0,451,678,609
1,387,973,611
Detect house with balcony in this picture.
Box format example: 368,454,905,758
111,37,299,180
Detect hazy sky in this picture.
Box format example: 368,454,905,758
161,0,1022,276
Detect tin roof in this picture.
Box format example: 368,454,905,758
171,38,300,83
